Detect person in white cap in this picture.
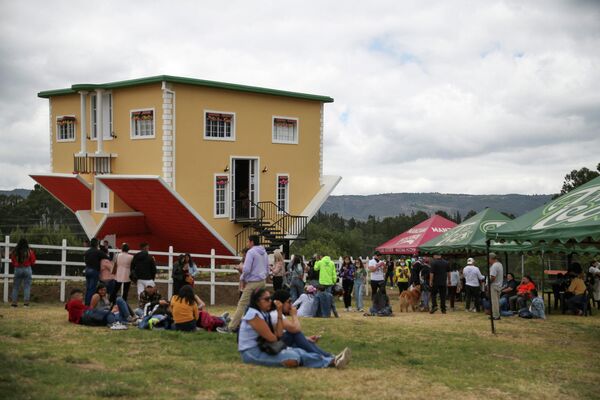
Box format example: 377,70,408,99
463,258,484,312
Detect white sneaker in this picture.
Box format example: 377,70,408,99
335,347,351,369
110,322,128,330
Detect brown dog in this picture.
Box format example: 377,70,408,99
399,285,421,312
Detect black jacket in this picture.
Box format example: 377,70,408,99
84,247,109,272
131,251,157,280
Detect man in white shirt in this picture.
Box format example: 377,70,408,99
368,251,387,300
463,258,484,312
489,252,504,320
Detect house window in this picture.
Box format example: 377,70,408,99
272,117,298,144
91,93,113,139
215,175,229,217
276,175,289,213
94,179,110,213
56,116,76,141
205,111,235,140
131,109,155,138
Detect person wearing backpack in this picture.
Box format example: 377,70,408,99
306,254,321,287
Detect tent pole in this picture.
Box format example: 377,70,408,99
521,254,524,277
505,252,509,276
486,239,495,334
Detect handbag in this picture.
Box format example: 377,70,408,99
257,311,286,355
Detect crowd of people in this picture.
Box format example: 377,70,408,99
7,235,600,369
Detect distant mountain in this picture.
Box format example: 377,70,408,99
319,192,552,221
0,189,31,198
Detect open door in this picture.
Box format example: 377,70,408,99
231,158,257,220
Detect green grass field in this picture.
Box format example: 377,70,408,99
1,301,599,400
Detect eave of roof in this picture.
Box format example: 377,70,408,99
37,74,334,103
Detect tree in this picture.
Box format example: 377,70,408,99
464,210,477,220
558,163,600,196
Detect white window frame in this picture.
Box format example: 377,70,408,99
276,173,290,213
272,116,299,144
94,178,110,214
214,173,230,218
130,108,156,139
56,115,77,142
90,92,114,141
204,110,236,141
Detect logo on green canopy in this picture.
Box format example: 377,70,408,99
480,220,507,233
532,183,600,230
436,222,475,245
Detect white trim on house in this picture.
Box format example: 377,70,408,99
272,115,299,144
89,91,114,141
275,173,290,213
213,173,230,219
228,155,260,221
49,99,53,170
162,82,176,187
129,107,156,139
97,175,237,255
93,177,110,214
203,109,236,141
300,175,341,222
56,114,77,142
91,211,145,239
319,103,324,183
75,210,98,239
29,173,93,190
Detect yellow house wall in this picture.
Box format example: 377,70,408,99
173,84,322,247
47,82,324,249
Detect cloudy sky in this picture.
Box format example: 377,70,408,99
1,0,598,195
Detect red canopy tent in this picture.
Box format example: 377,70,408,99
375,215,457,255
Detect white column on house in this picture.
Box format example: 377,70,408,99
95,88,104,154
79,91,88,154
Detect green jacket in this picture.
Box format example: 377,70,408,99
314,256,337,285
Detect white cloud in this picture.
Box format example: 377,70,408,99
0,0,598,195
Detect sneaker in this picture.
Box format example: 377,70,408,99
430,306,438,314
344,308,349,312
335,347,352,369
23,303,30,308
441,310,446,314
10,303,17,308
357,309,364,312
470,309,477,313
492,317,501,321
216,326,232,334
220,312,230,321
148,318,159,330
110,322,128,330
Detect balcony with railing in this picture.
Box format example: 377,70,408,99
73,153,116,175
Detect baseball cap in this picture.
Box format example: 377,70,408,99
467,258,474,265
489,252,498,259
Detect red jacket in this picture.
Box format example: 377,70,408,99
10,250,36,267
65,299,90,324
517,282,535,296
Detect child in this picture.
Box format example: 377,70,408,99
65,289,90,324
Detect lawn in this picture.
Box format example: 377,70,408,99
1,300,599,400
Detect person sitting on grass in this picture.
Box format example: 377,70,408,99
193,293,230,332
365,289,393,317
292,285,317,317
65,289,91,324
511,275,536,311
313,285,340,318
271,290,350,366
135,283,165,317
170,285,199,331
237,287,350,368
518,289,546,319
89,283,132,329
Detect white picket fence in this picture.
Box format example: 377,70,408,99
1,236,372,305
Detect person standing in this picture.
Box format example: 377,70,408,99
83,238,110,306
270,250,285,292
130,242,157,295
429,254,450,314
10,238,36,307
368,251,387,300
409,257,423,286
385,257,395,287
306,254,321,287
394,259,411,295
489,252,504,321
463,258,484,312
112,243,134,303
340,256,355,311
219,235,269,333
288,255,306,302
419,258,431,311
448,264,460,311
314,255,337,292
353,258,367,312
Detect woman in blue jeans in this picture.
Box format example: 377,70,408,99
238,287,347,368
10,238,36,307
88,283,131,328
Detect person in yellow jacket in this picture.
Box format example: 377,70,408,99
314,255,337,292
394,260,411,294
